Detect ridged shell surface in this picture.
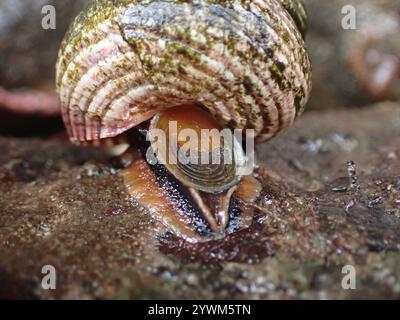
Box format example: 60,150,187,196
56,0,312,142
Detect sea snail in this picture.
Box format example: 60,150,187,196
56,0,312,243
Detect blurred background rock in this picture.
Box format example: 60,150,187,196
307,0,400,109
0,0,90,88
0,0,90,136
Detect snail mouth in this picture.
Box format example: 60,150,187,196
122,129,245,242
121,104,258,243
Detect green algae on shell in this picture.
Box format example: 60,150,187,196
56,0,312,143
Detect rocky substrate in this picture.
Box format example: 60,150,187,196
0,102,399,299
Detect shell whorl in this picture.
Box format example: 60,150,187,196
56,0,312,143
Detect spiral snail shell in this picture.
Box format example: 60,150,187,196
56,0,312,242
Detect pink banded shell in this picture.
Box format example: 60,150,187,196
56,0,312,143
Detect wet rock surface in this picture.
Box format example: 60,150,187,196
0,102,399,299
